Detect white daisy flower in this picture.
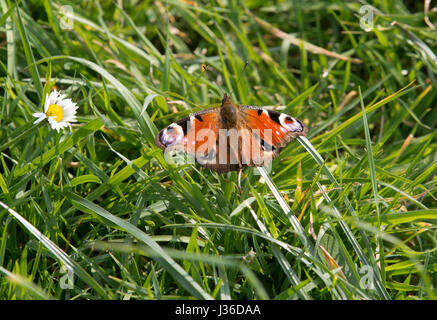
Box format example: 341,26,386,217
33,90,78,132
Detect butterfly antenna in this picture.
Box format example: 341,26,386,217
186,63,208,97
236,60,249,86
217,84,226,97
216,60,247,104
230,60,249,101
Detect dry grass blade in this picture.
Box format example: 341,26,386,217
249,12,362,64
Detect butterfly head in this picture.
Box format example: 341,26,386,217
220,94,238,128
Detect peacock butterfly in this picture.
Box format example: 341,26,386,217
155,94,307,173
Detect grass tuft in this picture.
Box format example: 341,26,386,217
0,1,436,300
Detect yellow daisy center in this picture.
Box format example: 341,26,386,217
46,104,64,122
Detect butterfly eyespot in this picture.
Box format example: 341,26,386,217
279,114,302,132
160,123,184,147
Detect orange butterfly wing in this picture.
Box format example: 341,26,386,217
155,100,308,173
240,106,307,148
155,108,242,172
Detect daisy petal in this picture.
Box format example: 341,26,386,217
43,93,50,112
39,89,79,132
32,113,46,124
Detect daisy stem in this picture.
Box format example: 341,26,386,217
0,121,44,152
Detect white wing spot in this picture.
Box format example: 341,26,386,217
279,114,302,132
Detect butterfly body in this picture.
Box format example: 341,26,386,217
155,94,307,173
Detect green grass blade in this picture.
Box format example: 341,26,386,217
66,192,213,300
359,86,385,286
297,136,390,299
0,266,53,300
0,200,110,298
